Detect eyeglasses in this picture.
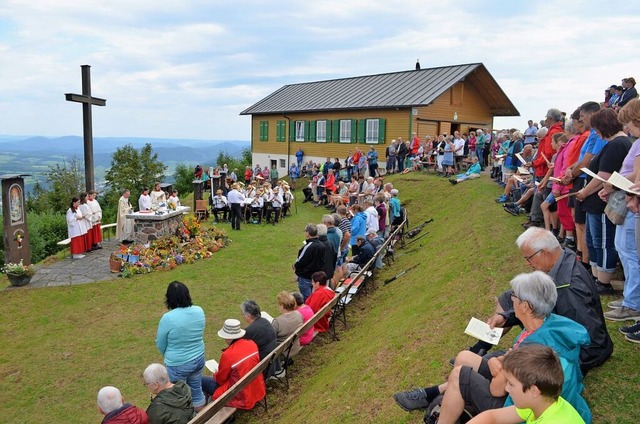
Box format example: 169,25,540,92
143,382,155,387
524,249,542,263
510,292,519,301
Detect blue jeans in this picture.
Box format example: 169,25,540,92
166,354,206,407
615,211,640,310
586,212,618,273
298,276,312,301
476,147,484,167
201,375,220,399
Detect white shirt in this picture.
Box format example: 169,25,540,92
364,206,379,232
168,195,180,208
87,198,102,223
66,208,85,238
453,138,465,156
212,195,228,208
139,194,152,211
227,189,245,204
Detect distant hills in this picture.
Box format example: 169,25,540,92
0,135,250,191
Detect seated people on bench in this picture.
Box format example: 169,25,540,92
97,386,148,424
393,271,591,424
292,292,316,346
305,271,335,333
468,345,585,424
343,235,375,275
143,363,195,424
201,319,266,410
271,291,303,357
240,300,277,364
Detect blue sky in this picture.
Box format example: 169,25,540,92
1,0,640,141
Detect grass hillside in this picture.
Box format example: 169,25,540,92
0,172,638,423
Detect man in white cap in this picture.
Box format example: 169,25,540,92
200,319,266,410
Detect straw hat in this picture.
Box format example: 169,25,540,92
217,319,245,340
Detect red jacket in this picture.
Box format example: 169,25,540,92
102,404,148,424
244,169,252,180
213,339,266,410
325,173,336,192
410,136,421,155
306,286,335,332
533,122,563,177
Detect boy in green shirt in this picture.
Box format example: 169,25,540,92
469,344,585,423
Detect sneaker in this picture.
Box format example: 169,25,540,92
563,238,577,251
595,280,616,295
72,254,86,259
504,205,521,216
393,388,431,411
449,179,458,185
604,306,640,321
625,331,640,344
495,195,508,203
607,299,623,309
620,321,640,335
503,202,515,208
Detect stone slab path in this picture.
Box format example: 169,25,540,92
5,240,122,290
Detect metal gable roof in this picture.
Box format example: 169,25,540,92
240,63,519,116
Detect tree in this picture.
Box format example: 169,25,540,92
46,156,85,213
104,143,167,193
174,163,194,196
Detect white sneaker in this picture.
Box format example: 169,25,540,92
72,254,86,259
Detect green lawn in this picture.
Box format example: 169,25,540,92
0,172,638,423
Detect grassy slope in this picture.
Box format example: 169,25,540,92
0,173,638,423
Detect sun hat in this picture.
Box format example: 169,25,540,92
217,318,246,340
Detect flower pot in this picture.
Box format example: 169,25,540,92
7,273,31,287
109,258,123,273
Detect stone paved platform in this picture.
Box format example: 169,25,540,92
5,240,122,290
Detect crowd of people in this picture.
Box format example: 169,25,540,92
97,176,405,423
392,78,640,423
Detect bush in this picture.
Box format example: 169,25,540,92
25,213,68,264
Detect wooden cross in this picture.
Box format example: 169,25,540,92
65,65,106,191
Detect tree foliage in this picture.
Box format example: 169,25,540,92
174,163,195,196
214,147,252,174
26,156,85,214
104,143,167,193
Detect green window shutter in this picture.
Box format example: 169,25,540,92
289,120,295,142
258,121,263,141
356,119,365,143
309,120,317,142
276,120,284,142
263,121,269,141
378,118,386,144
332,120,340,143
304,120,311,142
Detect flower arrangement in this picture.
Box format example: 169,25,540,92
2,259,35,277
112,224,229,278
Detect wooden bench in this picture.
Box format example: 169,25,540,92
187,217,408,424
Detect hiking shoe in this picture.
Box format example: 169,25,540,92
607,299,623,309
620,321,640,335
604,306,640,321
503,202,516,208
495,195,508,203
595,281,615,295
449,179,458,185
504,205,522,216
393,388,431,411
625,331,640,344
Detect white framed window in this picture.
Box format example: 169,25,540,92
279,159,286,168
295,121,305,142
316,120,327,142
340,120,351,143
366,119,379,144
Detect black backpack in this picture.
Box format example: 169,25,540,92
423,394,473,424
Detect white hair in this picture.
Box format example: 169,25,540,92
516,227,561,252
143,363,169,386
510,271,558,319
546,108,563,122
536,127,549,138
322,214,335,226
316,224,328,236
97,386,123,414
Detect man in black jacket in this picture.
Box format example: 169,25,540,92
293,223,325,300
486,227,612,375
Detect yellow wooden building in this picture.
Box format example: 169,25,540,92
240,63,518,173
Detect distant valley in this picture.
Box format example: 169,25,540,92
0,135,250,192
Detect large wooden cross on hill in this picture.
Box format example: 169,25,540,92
65,65,106,191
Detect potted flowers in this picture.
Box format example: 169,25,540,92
109,252,124,273
2,260,35,286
